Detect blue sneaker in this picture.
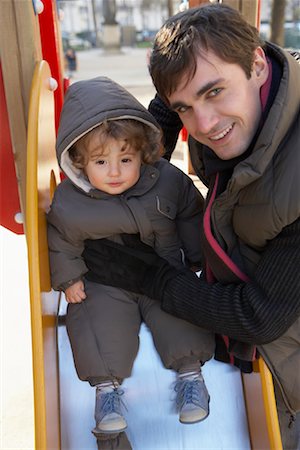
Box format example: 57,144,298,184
93,382,127,435
175,371,210,424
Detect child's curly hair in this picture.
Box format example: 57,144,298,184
69,119,164,169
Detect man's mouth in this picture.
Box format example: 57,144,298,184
210,124,233,141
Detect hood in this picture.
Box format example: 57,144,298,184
56,76,161,192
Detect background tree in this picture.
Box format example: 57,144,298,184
270,0,286,46
91,0,101,47
167,0,173,17
103,0,118,24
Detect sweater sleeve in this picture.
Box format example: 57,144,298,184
148,94,183,161
161,218,300,344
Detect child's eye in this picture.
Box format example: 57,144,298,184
95,160,105,165
122,158,131,163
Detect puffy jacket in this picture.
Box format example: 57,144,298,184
163,43,300,415
189,44,300,274
47,77,204,290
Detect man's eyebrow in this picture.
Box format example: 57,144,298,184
196,78,224,96
170,78,225,110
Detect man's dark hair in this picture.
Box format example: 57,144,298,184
149,3,266,104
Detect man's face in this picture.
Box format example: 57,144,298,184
168,48,269,160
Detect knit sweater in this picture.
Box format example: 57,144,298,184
162,217,300,344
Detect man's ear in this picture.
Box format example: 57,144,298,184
252,47,269,86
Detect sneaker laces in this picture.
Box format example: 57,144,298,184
174,375,206,411
95,387,127,423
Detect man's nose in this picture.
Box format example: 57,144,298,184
193,107,218,135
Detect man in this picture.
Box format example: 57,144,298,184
83,4,300,448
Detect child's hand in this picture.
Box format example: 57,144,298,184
65,280,86,303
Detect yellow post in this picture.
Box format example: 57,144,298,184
26,60,61,450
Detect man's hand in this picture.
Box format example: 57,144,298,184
82,236,186,300
65,280,86,303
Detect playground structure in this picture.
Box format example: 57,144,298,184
0,0,283,449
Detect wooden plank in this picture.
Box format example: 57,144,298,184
242,358,283,450
26,60,61,450
240,0,260,28
188,0,208,7
224,0,259,27
256,358,282,449
0,0,42,219
223,0,240,11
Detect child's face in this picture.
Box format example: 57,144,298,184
85,137,142,195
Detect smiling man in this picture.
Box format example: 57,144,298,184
167,48,268,160
82,4,300,448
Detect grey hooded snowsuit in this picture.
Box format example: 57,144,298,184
47,77,214,384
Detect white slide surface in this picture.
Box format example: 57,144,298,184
58,310,251,450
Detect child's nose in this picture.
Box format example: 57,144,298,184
108,163,120,176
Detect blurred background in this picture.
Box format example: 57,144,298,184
58,0,299,54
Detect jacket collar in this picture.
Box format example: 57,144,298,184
228,43,300,193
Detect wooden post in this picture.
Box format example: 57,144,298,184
224,0,260,28
26,60,61,450
189,0,260,27
189,0,208,7
0,0,42,222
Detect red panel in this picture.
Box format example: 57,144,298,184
38,0,64,132
180,127,188,142
0,63,24,234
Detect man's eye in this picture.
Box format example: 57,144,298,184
175,105,189,114
208,88,222,98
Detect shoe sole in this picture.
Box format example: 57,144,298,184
179,399,210,424
179,412,209,424
92,424,127,436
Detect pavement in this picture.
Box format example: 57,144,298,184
71,47,156,108
0,47,207,450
